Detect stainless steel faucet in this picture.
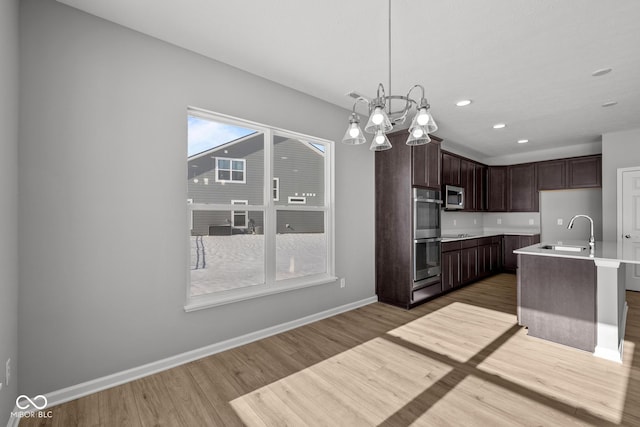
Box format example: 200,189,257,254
567,214,595,250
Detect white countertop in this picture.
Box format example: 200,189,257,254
441,231,540,242
514,241,640,265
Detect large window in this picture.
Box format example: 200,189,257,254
186,108,334,310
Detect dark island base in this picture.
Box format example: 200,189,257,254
518,254,597,352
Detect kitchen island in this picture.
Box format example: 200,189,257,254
515,241,637,362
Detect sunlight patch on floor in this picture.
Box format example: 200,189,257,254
230,337,454,426
476,329,634,424
387,301,517,363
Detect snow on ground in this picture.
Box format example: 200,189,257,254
190,233,327,296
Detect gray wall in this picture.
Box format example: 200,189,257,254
19,0,374,396
540,189,602,243
0,0,19,423
602,128,640,241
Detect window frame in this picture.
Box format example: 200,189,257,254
215,157,246,184
185,107,336,312
231,200,248,228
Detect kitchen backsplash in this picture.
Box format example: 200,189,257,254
442,211,541,235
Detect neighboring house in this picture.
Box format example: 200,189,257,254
188,133,325,235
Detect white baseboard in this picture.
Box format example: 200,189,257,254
33,296,378,412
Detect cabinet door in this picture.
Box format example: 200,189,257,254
460,247,478,284
567,156,601,188
503,235,520,271
508,163,538,212
475,165,487,211
461,159,476,211
442,250,461,291
478,244,491,277
489,242,501,273
412,141,441,189
488,166,508,212
442,152,461,186
537,160,566,190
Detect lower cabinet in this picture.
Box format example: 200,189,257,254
441,250,461,291
460,246,478,284
440,234,510,293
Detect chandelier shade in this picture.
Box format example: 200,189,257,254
342,113,366,145
406,125,432,145
369,129,392,151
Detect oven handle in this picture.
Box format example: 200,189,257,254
414,198,443,204
414,238,442,244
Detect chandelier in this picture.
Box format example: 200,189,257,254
341,0,438,151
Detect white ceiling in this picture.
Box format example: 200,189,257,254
57,0,640,160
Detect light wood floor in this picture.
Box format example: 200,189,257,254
20,274,640,426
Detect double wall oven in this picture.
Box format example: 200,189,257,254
413,188,442,290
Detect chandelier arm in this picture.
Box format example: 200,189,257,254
351,97,370,115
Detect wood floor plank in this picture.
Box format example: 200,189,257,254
130,372,184,427
98,383,142,427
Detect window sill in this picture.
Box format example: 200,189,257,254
184,274,338,312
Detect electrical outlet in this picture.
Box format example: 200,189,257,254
497,218,502,225
453,219,457,226
528,219,534,225
0,382,3,391
5,358,10,386
340,278,346,288
474,219,477,225
557,218,563,225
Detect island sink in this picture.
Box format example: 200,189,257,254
540,244,587,252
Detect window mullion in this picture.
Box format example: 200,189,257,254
264,128,276,286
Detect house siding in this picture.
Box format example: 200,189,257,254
188,135,325,235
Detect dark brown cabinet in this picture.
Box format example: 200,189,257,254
442,152,461,186
460,240,478,284
488,166,508,212
412,138,441,189
536,155,601,191
461,159,476,211
508,163,538,212
568,156,601,188
375,131,443,309
503,234,540,273
475,165,487,211
537,159,566,190
441,249,461,291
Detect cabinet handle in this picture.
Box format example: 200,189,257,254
625,234,631,239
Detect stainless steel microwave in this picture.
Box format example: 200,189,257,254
444,185,464,210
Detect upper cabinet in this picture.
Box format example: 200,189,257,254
537,159,566,190
442,151,601,213
536,155,601,190
508,163,538,212
487,166,508,212
442,152,461,186
412,137,442,189
567,156,601,188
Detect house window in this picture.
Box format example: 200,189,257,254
231,200,248,228
186,108,335,310
215,157,246,183
273,177,280,201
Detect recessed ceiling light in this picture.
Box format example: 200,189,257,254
493,123,506,129
602,101,618,107
456,99,472,107
517,139,528,144
592,68,612,77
